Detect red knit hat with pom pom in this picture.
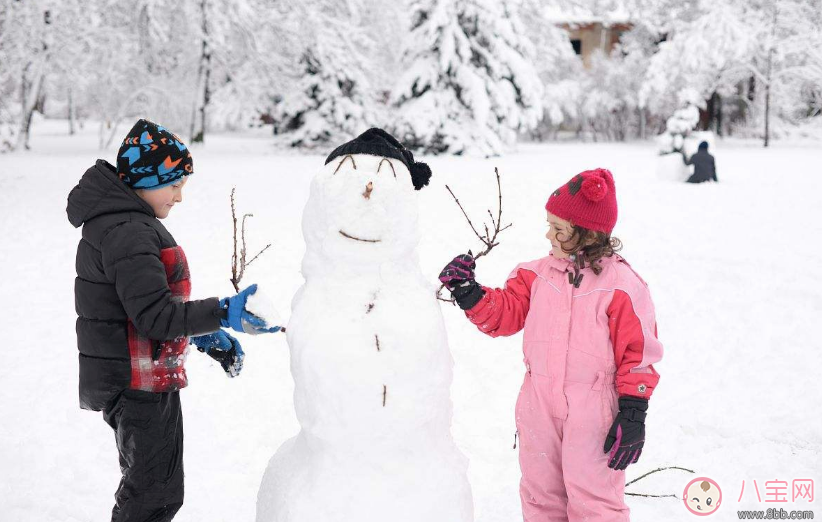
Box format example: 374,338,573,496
545,168,617,233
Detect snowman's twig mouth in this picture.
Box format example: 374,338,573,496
339,230,381,243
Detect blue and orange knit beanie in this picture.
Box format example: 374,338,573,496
116,119,193,190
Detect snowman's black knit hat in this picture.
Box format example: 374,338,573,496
324,128,431,190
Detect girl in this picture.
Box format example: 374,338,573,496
439,168,662,522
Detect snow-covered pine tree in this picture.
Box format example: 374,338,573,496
390,0,544,156
271,0,376,148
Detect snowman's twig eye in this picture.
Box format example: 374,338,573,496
377,158,396,178
334,155,357,174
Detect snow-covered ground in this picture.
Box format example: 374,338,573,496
1,121,820,522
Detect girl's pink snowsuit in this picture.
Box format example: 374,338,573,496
465,254,662,522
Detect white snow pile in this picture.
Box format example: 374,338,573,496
245,286,282,329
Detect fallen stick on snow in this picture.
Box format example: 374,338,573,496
624,466,695,500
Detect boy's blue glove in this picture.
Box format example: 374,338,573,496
190,330,244,378
220,284,281,335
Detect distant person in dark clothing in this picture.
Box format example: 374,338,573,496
681,141,717,183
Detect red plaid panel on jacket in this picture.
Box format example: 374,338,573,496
128,246,192,392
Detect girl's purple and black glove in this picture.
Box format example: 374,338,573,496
439,253,485,310
220,284,281,335
190,330,244,378
603,396,648,470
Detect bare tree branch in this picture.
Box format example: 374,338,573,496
445,184,486,244
247,244,272,267
445,167,511,260
437,167,512,303
230,188,239,292
229,187,272,293
625,466,695,488
620,465,695,500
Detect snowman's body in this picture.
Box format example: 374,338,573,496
256,154,473,522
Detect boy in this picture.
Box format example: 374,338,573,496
66,119,279,522
681,141,718,183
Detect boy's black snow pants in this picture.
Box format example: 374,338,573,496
103,389,184,522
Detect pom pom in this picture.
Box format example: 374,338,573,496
581,175,608,202
411,162,432,190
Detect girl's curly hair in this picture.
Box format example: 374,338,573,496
557,225,622,275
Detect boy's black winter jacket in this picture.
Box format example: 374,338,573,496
67,160,221,410
682,149,717,183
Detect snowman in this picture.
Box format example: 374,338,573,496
256,129,474,522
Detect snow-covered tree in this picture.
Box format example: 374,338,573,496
390,0,544,155
0,0,20,151
207,1,290,134
0,0,293,151
640,0,821,146
748,0,822,146
190,0,279,142
82,0,196,147
556,26,659,142
270,0,377,148
519,0,579,139
0,0,56,151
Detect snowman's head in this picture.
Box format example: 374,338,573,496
301,129,432,276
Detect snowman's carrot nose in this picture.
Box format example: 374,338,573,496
363,182,373,199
